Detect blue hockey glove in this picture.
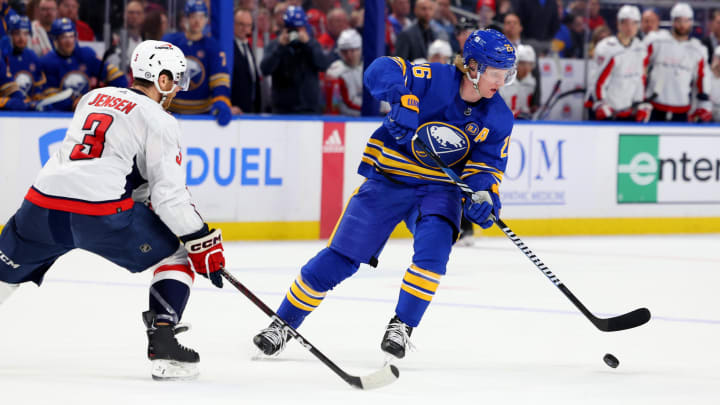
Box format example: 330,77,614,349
383,94,419,144
211,100,232,127
463,189,501,229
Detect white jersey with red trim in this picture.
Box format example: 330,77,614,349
711,74,720,121
499,73,536,117
644,30,711,113
589,36,646,111
31,86,204,237
327,60,363,117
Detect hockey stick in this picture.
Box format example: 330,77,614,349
35,88,73,111
412,135,651,332
219,269,400,389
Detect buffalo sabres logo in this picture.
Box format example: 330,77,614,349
185,56,205,91
61,71,90,97
411,121,470,168
14,71,33,96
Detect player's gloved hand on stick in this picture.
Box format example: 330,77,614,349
383,93,419,144
689,108,712,123
182,225,225,288
635,102,652,123
211,100,232,127
593,102,613,120
463,189,501,229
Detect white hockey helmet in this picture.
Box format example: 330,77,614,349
670,3,693,21
337,29,362,50
131,40,189,98
617,5,640,22
428,39,452,58
516,44,536,64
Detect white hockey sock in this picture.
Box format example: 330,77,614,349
0,282,19,306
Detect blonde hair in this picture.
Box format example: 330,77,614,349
453,55,469,73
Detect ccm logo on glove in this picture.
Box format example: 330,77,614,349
186,234,223,252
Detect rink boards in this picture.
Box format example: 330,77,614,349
0,113,719,239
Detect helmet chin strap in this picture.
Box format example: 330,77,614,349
465,66,482,96
153,80,175,105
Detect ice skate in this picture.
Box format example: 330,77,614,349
253,320,290,357
381,315,415,359
143,311,199,380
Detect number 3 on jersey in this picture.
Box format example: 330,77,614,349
70,113,114,160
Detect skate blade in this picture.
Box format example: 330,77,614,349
150,359,199,381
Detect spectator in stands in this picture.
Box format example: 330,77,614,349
261,5,328,114
320,7,350,58
142,8,168,41
325,28,362,116
104,0,145,73
231,8,261,114
388,0,412,35
553,12,586,58
272,2,289,36
0,0,18,39
585,0,605,31
511,0,560,42
454,17,476,55
587,6,648,123
702,10,720,64
476,0,502,31
29,0,56,56
641,8,659,38
645,3,711,122
41,18,127,111
710,46,720,121
432,0,457,51
5,15,46,100
162,0,232,126
396,0,445,62
57,0,94,41
588,24,611,58
503,12,523,47
427,39,452,64
500,43,536,119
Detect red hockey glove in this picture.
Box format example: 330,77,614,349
183,227,225,288
594,102,613,120
635,103,652,123
689,108,712,123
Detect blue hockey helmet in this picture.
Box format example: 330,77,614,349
8,15,31,33
283,6,308,28
184,0,208,16
463,29,517,85
50,18,76,38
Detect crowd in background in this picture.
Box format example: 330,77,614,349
2,0,720,124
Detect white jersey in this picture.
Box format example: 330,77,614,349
644,30,711,113
326,60,363,117
711,74,720,121
30,87,204,237
499,73,536,117
589,36,646,112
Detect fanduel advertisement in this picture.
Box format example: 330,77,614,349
617,134,720,203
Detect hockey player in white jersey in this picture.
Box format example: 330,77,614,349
711,46,720,121
644,3,712,122
499,43,536,119
0,40,226,380
588,5,650,122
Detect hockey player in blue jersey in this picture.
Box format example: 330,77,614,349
5,15,47,100
0,0,18,39
162,0,232,126
253,29,517,359
39,18,127,111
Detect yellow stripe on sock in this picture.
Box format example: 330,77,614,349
285,290,316,312
290,282,324,307
403,272,439,293
409,264,442,282
401,283,433,301
295,276,326,298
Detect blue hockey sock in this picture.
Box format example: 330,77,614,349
277,275,327,329
395,264,442,327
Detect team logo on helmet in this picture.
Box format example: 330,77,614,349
185,56,205,91
411,122,470,168
61,71,90,96
14,71,33,96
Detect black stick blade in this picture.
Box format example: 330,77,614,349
348,364,400,390
598,308,651,332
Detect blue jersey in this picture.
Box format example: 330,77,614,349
0,55,28,110
39,46,127,110
362,57,514,194
0,4,18,38
6,48,46,99
161,32,231,114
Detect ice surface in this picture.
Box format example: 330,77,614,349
1,235,719,404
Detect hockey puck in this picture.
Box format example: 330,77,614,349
603,353,619,368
